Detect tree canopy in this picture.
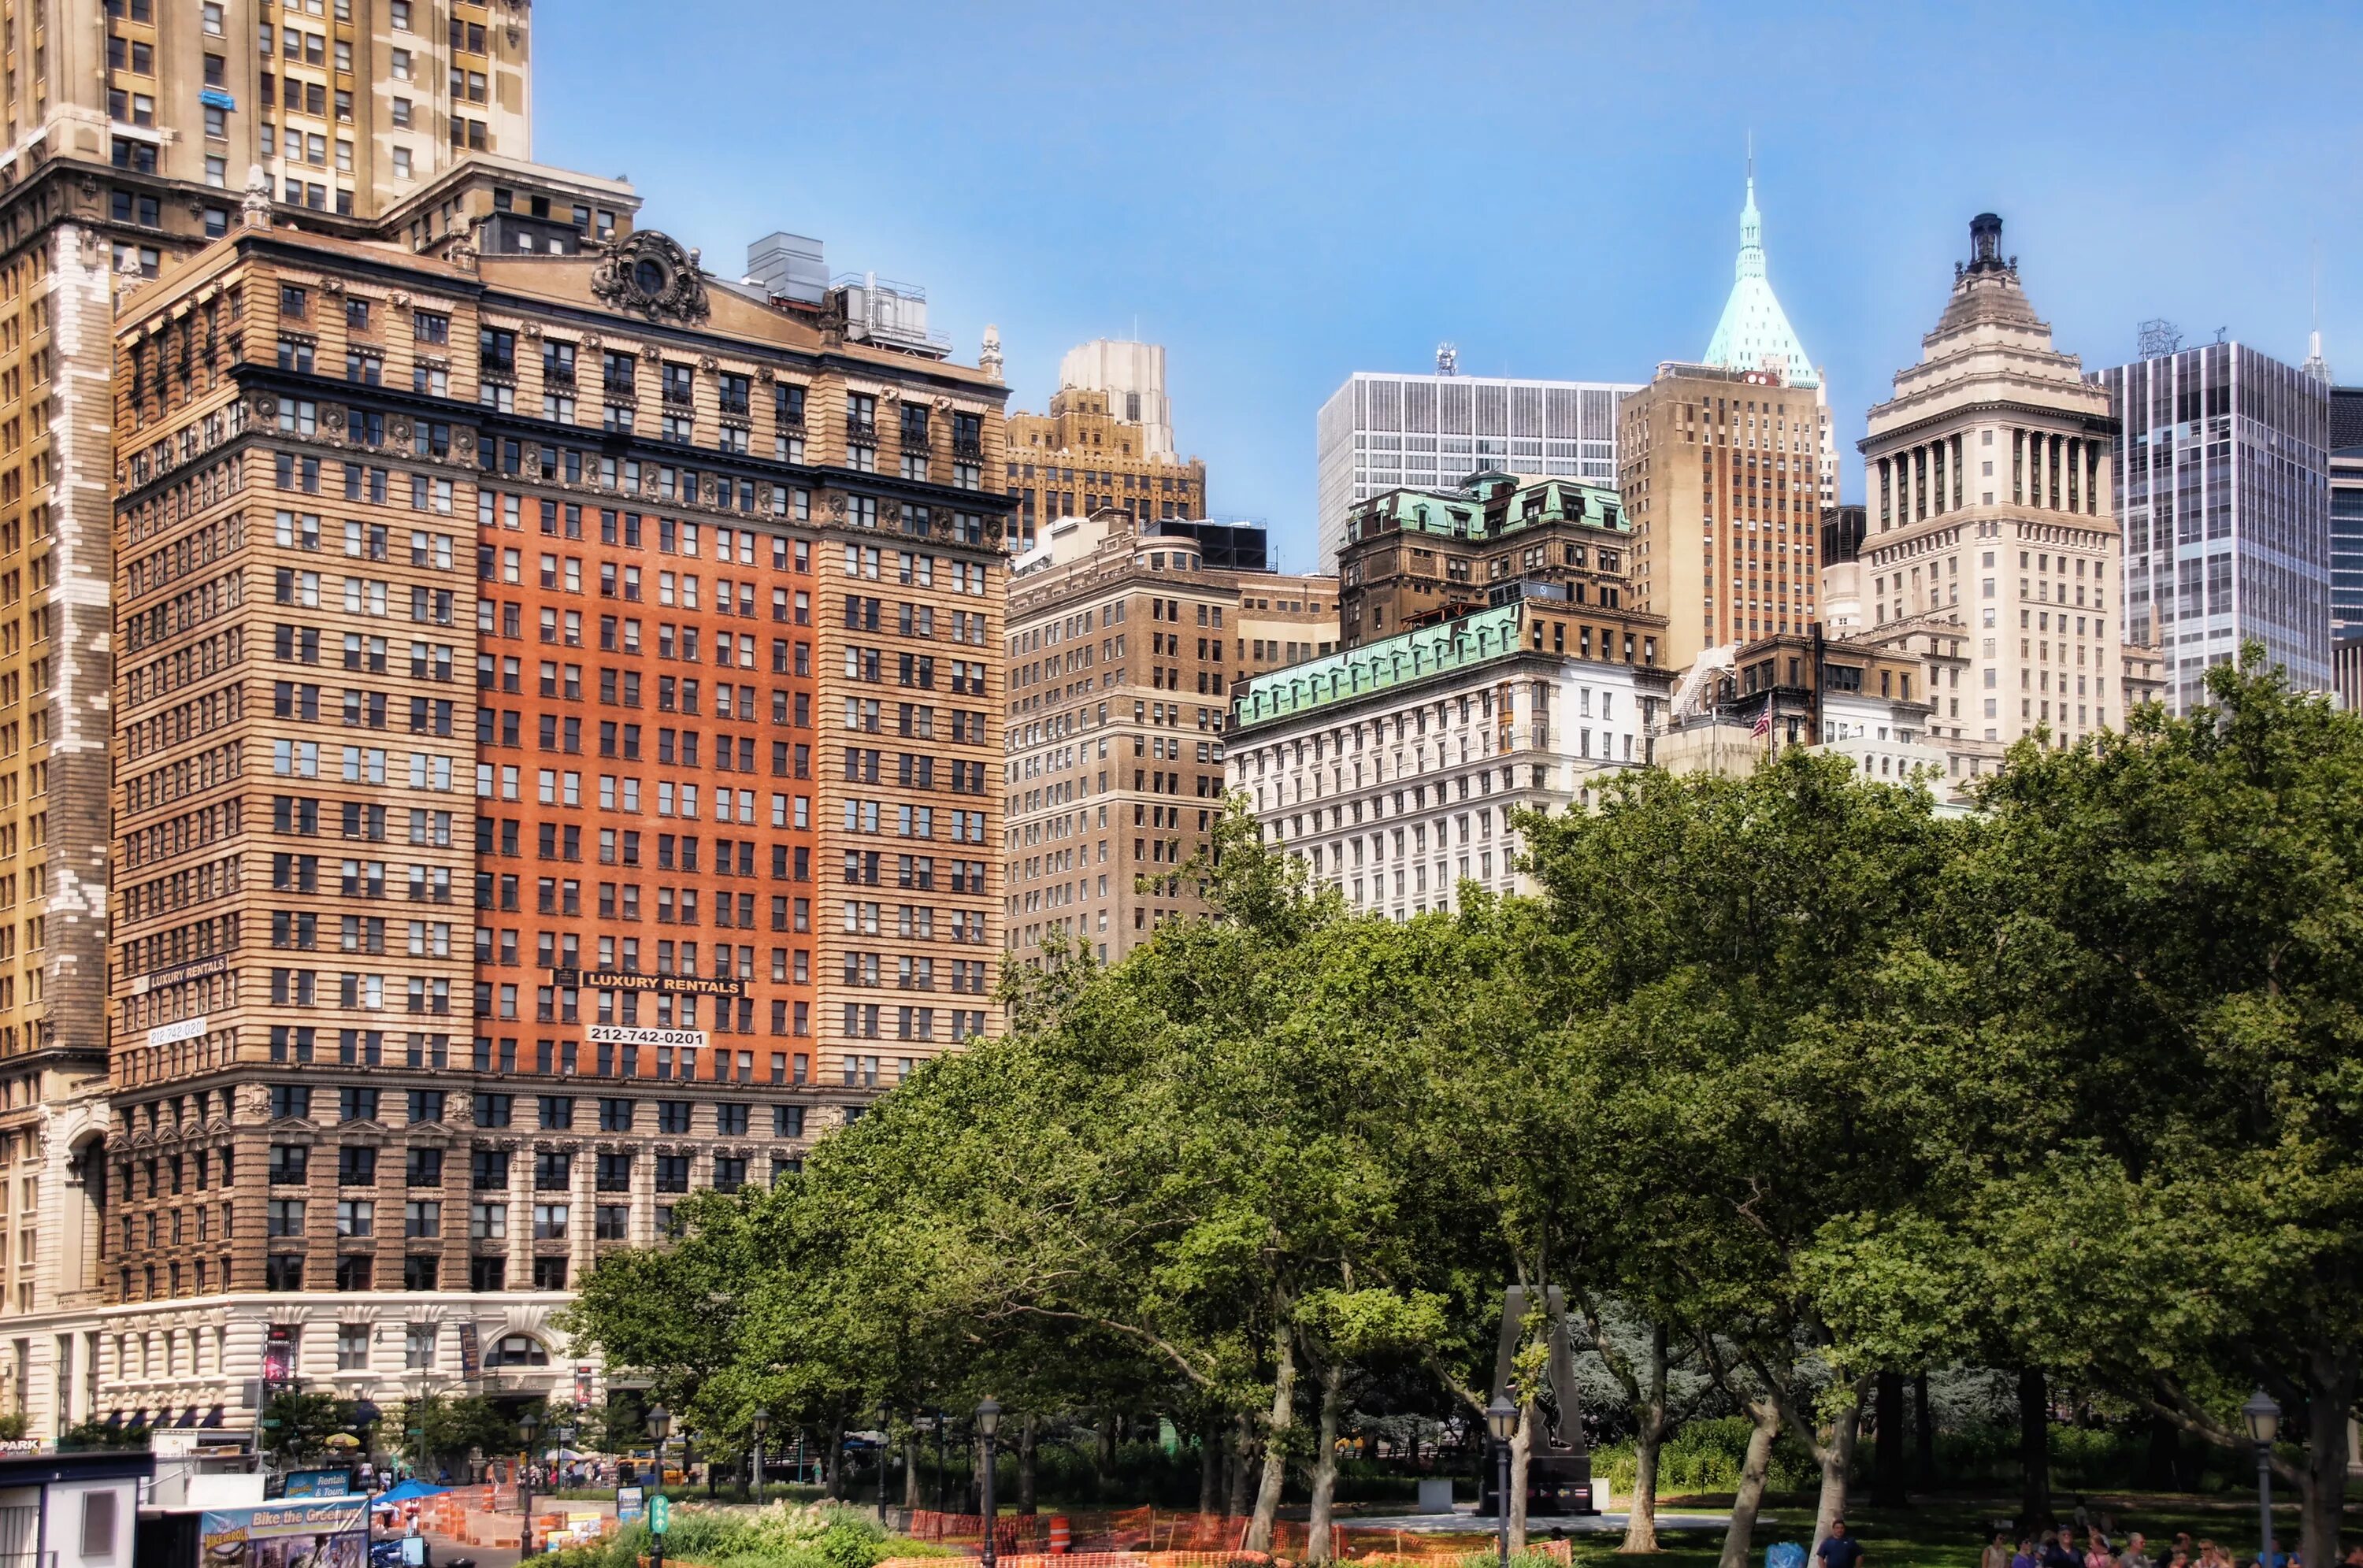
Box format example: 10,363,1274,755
565,654,2363,1566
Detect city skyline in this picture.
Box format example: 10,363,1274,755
542,2,2363,570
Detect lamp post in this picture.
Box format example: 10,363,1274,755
975,1400,1002,1568
517,1407,541,1559
1486,1396,1519,1568
751,1407,770,1500
647,1406,673,1568
2242,1389,2280,1568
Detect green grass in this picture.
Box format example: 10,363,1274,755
1541,1496,2305,1568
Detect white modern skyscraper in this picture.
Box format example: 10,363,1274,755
2089,342,2333,710
1315,363,1638,568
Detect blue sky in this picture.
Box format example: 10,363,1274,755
540,2,2361,573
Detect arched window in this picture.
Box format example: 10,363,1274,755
488,1334,548,1367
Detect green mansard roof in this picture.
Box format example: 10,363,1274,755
1233,603,1528,730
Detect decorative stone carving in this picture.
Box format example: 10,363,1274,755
697,354,718,375
589,231,710,325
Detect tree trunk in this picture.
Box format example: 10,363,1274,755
2298,1350,2359,1568
903,1431,922,1507
1620,1321,1670,1553
825,1423,845,1499
1809,1377,1868,1556
2018,1368,2052,1529
1306,1361,1346,1565
1018,1414,1038,1517
1246,1329,1297,1553
1872,1370,1908,1508
1913,1373,1936,1488
1226,1412,1254,1518
1716,1399,1782,1568
1509,1392,1537,1553
1096,1412,1115,1478
2139,1412,2178,1492
1199,1417,1222,1516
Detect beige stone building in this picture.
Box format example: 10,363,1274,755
1617,363,1825,670
1857,213,2157,773
1004,378,1205,554
1004,511,1330,964
78,0,533,220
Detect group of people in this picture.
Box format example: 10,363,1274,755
1987,1525,2363,1568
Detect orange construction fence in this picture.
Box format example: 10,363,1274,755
888,1509,1573,1565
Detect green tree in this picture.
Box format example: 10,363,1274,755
1957,655,2363,1568
1521,751,1975,1562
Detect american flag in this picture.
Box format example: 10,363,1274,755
1751,704,1773,739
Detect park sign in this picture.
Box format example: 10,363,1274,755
650,1494,670,1536
614,1485,645,1525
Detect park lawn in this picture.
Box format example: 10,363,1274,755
1552,1497,2304,1568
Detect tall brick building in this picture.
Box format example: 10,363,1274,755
0,0,638,1417
72,200,1008,1429
1003,510,1330,963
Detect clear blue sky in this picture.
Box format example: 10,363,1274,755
539,2,2361,573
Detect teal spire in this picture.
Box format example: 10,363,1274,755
1703,158,1819,389
1736,165,1764,280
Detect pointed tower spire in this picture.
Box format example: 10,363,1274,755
1736,162,1764,280
1703,153,1817,387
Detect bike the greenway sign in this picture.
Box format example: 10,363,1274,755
649,1494,670,1536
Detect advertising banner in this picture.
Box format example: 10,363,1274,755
199,1499,369,1568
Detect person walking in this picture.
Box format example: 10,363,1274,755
1985,1532,2013,1568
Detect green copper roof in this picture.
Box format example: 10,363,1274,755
1233,603,1527,730
1352,476,1629,547
1702,174,1820,390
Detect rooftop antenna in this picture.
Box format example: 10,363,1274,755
1436,342,1459,376
2136,319,2183,359
2304,241,2331,382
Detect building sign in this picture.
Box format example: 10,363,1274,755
587,1025,706,1051
281,1469,352,1500
148,1015,209,1047
199,1499,368,1568
132,955,231,994
553,968,743,996
575,1364,596,1404
457,1321,482,1380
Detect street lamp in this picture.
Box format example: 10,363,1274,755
1486,1396,1519,1568
2242,1389,2280,1568
975,1400,1002,1568
751,1407,770,1500
517,1408,542,1559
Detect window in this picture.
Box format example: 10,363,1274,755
405,1321,439,1367
487,1333,547,1366
337,1321,370,1370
